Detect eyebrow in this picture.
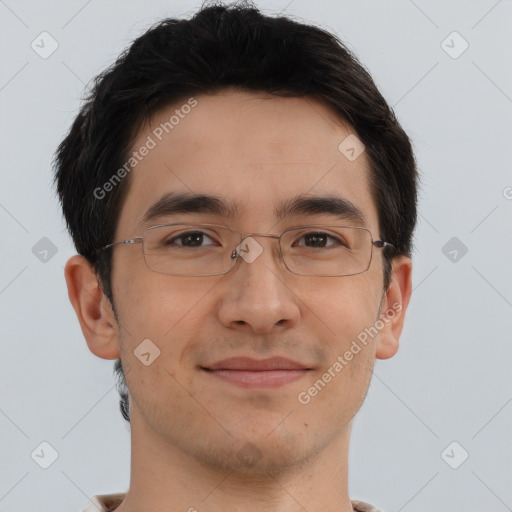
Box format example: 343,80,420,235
139,191,366,228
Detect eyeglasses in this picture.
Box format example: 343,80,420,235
99,222,393,277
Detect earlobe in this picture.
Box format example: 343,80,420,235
64,255,121,360
375,256,413,360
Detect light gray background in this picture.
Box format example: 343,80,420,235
1,1,511,511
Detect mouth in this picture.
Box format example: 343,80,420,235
200,356,312,389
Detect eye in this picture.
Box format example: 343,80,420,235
165,230,218,247
295,231,347,248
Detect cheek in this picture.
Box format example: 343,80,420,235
297,274,380,393
113,272,228,376
113,274,213,419
299,284,378,422
297,272,381,335
115,269,209,326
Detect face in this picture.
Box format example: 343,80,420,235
109,89,392,475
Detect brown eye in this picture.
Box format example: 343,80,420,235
295,232,346,248
165,231,216,247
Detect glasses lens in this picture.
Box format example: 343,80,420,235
280,226,373,276
143,224,241,276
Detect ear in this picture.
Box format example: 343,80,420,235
64,254,121,360
375,256,413,360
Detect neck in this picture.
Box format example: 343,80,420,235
115,408,355,512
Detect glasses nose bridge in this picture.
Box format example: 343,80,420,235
241,232,281,242
240,231,282,250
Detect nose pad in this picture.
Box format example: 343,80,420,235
233,236,265,264
232,235,284,269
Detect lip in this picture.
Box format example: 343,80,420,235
200,357,312,389
201,368,310,389
203,356,311,371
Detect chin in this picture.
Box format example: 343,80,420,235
187,426,311,477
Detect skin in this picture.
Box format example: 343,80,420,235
65,88,412,512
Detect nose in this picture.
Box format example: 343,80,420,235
216,235,301,334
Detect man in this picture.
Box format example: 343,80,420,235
54,2,417,511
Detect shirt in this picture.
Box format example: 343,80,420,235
80,493,383,511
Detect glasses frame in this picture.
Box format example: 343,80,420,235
99,222,394,277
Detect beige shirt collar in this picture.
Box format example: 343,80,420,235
80,493,383,512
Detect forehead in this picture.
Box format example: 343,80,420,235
115,89,379,236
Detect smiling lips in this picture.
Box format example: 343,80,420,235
201,356,312,389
